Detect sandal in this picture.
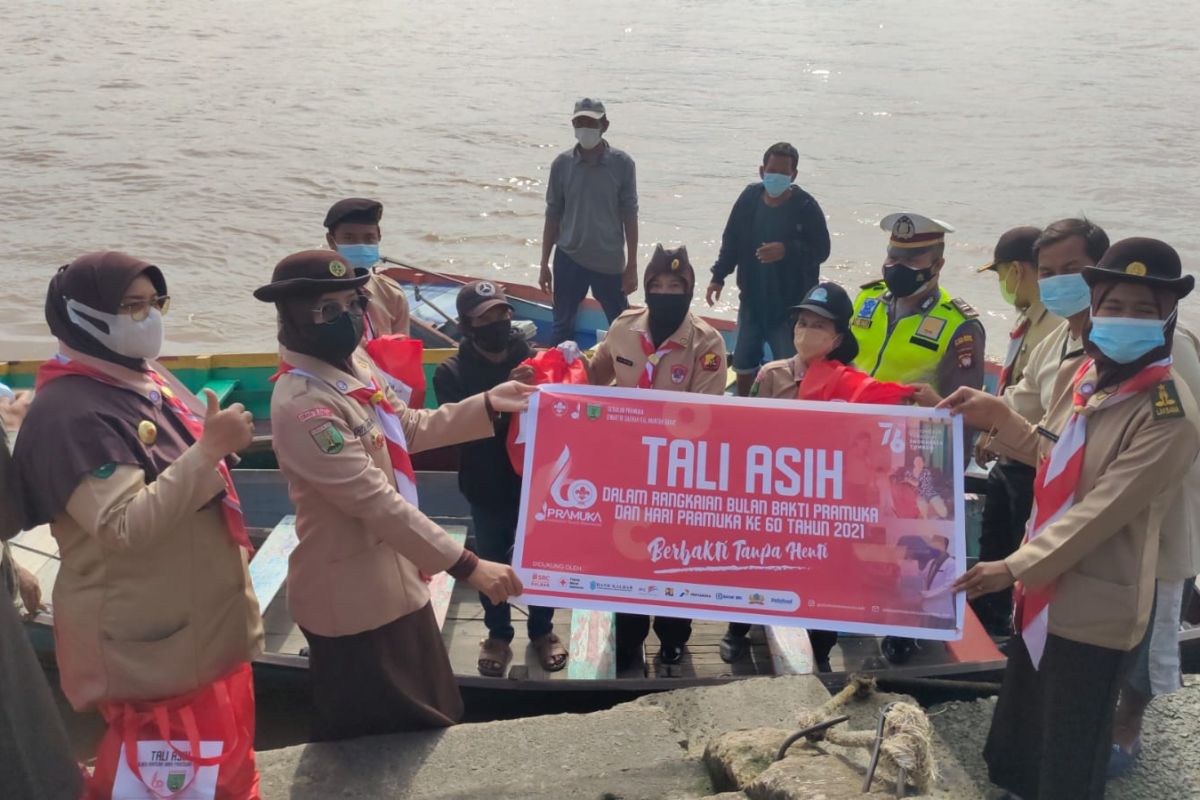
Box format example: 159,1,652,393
478,638,513,677
531,632,568,672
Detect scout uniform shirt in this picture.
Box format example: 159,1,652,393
999,299,1060,394
271,348,493,638
851,282,986,396
587,307,727,394
991,361,1200,650
1003,320,1086,425
363,269,411,338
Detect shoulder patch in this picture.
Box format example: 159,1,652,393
700,352,722,372
859,279,885,290
91,462,117,479
950,298,979,319
309,421,345,454
1152,380,1185,420
296,407,334,422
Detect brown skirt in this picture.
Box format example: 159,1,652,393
984,632,1131,800
300,602,463,741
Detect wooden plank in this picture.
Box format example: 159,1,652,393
430,527,467,629
200,378,238,405
247,515,297,611
765,625,814,675
566,609,616,680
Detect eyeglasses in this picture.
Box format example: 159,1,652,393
118,295,171,321
311,295,367,324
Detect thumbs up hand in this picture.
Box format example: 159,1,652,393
197,388,254,465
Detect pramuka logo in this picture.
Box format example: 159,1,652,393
535,446,602,525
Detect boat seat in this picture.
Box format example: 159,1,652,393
430,526,467,629
765,625,815,675
566,609,617,680
201,378,239,406
248,515,298,612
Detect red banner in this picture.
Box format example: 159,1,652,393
514,385,966,640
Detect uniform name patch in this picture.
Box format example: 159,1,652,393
351,418,377,437
616,356,635,367
310,421,345,454
701,352,721,371
296,407,334,422
1152,380,1185,420
915,317,947,341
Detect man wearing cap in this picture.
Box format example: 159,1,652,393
433,282,567,678
945,237,1199,799
720,280,916,669
587,244,725,670
851,213,985,397
324,197,411,338
540,98,639,343
258,251,534,738
706,141,832,396
970,226,1061,636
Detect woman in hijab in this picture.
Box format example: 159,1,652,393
720,280,917,668
941,238,1200,799
258,251,532,740
13,252,264,797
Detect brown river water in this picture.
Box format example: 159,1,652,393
1,0,1198,361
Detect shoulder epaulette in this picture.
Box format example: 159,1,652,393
949,298,979,319
859,279,886,291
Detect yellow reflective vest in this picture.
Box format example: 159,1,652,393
850,282,975,387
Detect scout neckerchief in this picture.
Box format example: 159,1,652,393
637,332,683,388
274,362,418,507
997,317,1031,393
143,369,253,553
1014,355,1171,669
37,354,253,552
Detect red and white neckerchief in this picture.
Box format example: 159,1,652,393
275,363,418,507
997,317,1031,393
143,368,254,553
637,332,683,389
1014,356,1172,668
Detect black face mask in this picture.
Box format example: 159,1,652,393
311,311,365,364
469,319,513,353
883,263,934,298
646,293,691,347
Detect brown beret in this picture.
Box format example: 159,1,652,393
1083,237,1194,298
323,198,383,230
253,250,370,302
643,244,695,294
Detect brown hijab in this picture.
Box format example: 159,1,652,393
45,251,166,371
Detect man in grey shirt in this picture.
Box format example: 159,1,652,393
539,98,639,344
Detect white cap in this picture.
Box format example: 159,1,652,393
880,213,955,249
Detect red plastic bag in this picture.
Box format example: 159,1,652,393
506,347,590,475
797,360,916,405
365,335,426,409
88,663,258,800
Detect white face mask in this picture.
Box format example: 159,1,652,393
66,298,164,360
574,127,603,150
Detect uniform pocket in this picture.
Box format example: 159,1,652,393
1050,571,1139,643
103,620,196,699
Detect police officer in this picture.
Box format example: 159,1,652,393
851,213,985,396
323,198,411,338
587,244,727,670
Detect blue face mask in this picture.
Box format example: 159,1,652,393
761,173,792,198
1037,273,1091,318
336,243,380,270
1088,314,1169,364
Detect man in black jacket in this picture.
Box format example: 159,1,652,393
706,142,831,396
432,281,566,678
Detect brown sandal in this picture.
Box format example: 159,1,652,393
478,638,513,677
531,632,569,672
